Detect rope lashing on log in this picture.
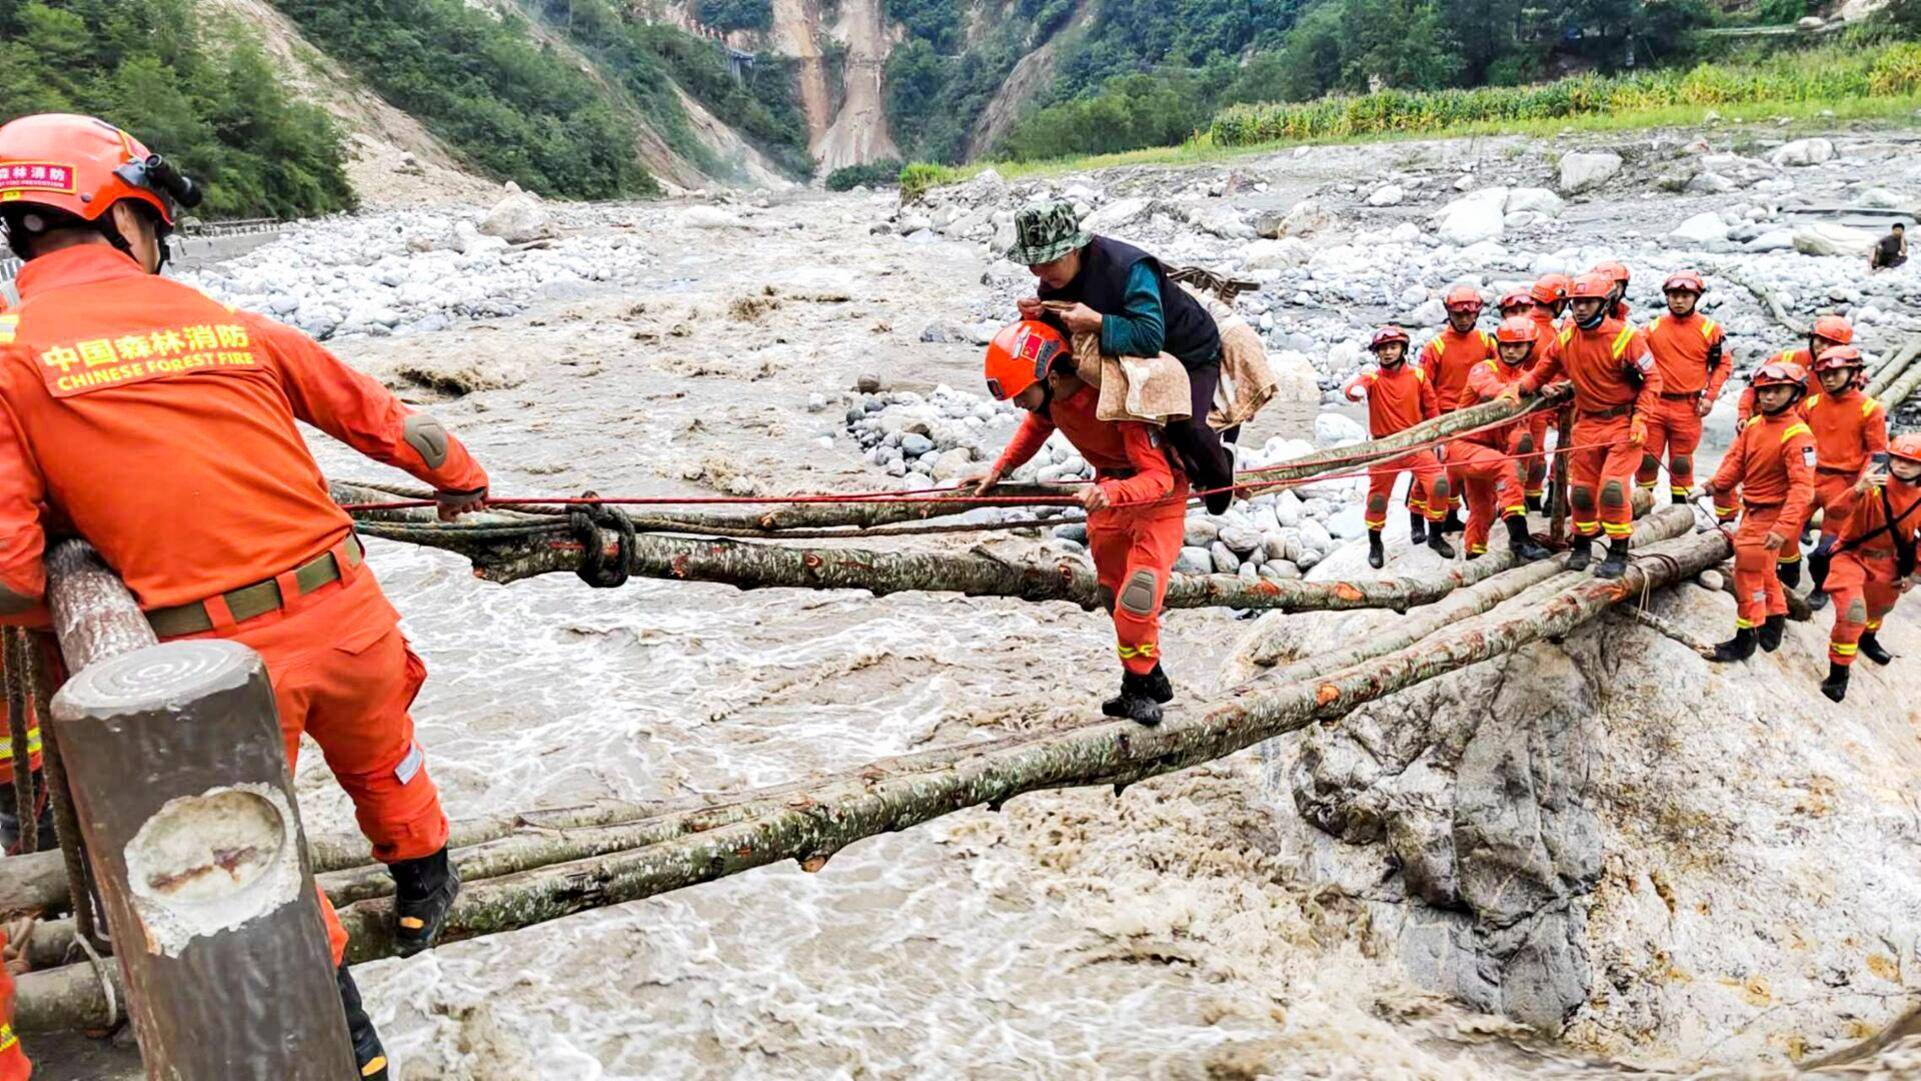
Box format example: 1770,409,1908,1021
567,493,635,589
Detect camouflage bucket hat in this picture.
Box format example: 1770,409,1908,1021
1007,200,1091,265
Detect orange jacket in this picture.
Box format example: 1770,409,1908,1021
1644,312,1731,399
1735,347,1818,423
1800,388,1888,478
0,929,26,1081
1462,358,1529,450
0,246,488,617
1343,363,1437,438
992,380,1181,507
1828,477,1921,556
1418,326,1497,412
1710,411,1815,525
1521,318,1663,417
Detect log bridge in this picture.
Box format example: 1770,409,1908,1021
8,355,1921,1041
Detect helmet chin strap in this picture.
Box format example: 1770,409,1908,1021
1575,307,1606,331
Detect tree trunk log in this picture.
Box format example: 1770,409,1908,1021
1863,334,1921,398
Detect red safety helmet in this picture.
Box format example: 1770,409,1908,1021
983,320,1068,401
1810,314,1855,346
1370,325,1411,351
1497,291,1533,313
1812,345,1865,372
1888,432,1921,468
1494,316,1538,345
1662,271,1705,295
1443,285,1484,312
1530,273,1571,306
0,114,194,251
1591,260,1631,285
1568,273,1614,301
1750,361,1809,400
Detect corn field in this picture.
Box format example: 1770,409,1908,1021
1209,43,1921,145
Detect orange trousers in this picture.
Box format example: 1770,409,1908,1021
1733,506,1792,628
164,545,448,965
1090,497,1185,676
1368,451,1448,530
1826,549,1901,666
1566,415,1641,540
1775,473,1855,570
1448,441,1527,556
1635,395,1704,500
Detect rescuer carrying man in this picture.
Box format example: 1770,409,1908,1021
1009,201,1238,514
1501,272,1662,579
1697,362,1816,662
1416,284,1497,533
1448,318,1552,563
1635,271,1732,506
1345,326,1454,568
0,113,492,1078
1818,432,1921,702
974,320,1183,725
1796,345,1889,607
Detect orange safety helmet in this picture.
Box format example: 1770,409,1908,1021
1443,285,1484,312
1568,273,1614,301
1496,291,1533,313
1369,325,1410,351
0,113,198,260
1530,273,1571,306
1592,260,1631,285
1494,316,1538,345
983,320,1068,400
1662,271,1705,295
1750,361,1809,399
1812,345,1865,372
1888,432,1921,468
1810,314,1855,346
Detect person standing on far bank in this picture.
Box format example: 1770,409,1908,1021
1008,201,1239,513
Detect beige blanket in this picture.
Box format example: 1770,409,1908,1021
1042,288,1279,430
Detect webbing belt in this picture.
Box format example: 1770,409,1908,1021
147,535,363,638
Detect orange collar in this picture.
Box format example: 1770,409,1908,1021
13,244,147,302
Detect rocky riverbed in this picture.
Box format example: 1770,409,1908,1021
32,123,1921,1079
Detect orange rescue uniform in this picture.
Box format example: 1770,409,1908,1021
0,929,26,1081
0,246,490,965
1343,363,1447,530
1448,358,1532,556
1824,478,1920,666
1521,319,1662,540
1709,412,1816,629
1736,348,1819,424
1635,311,1731,499
993,380,1185,675
1523,308,1564,500
1792,388,1889,557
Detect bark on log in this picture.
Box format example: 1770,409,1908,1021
44,541,156,671
17,526,1735,1021
1879,348,1921,413
1863,335,1921,398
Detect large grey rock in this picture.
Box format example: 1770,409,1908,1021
1183,517,1221,548
1668,211,1728,247
1557,152,1621,195
1366,184,1406,207
1504,188,1565,217
1219,524,1265,556
1175,546,1213,576
479,192,549,243
1209,541,1240,574
1793,223,1877,257
1433,187,1509,246
1314,412,1367,448
1769,137,1834,167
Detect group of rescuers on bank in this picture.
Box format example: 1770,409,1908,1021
0,111,1903,1077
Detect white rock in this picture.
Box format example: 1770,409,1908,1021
1743,230,1795,253
479,192,549,243
1366,184,1406,207
1209,542,1240,574
1769,138,1834,167
1184,517,1221,547
683,206,741,230
1558,152,1622,194
1504,188,1565,217
1314,412,1367,448
1669,211,1729,246
1268,351,1321,404
1857,186,1905,209
1278,199,1331,237
1793,223,1877,258
1433,187,1509,246
1241,238,1311,271
1083,198,1152,233
1698,569,1725,592
1300,518,1334,554
1686,172,1738,195
1175,547,1213,576
1275,490,1305,527
1219,524,1265,556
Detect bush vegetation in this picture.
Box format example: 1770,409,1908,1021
826,159,903,190
0,0,356,218
696,0,772,31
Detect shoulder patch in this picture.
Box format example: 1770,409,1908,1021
1863,396,1880,417
1610,325,1635,357
1702,319,1718,339
1558,327,1575,346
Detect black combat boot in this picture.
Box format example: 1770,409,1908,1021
1141,663,1174,704
1408,512,1427,546
338,964,391,1080
1567,534,1594,572
1505,516,1550,563
1807,544,1833,610
1526,493,1545,514
1710,627,1756,663
1777,558,1802,589
390,847,460,957
1859,631,1894,666
1757,614,1786,653
1367,530,1385,569
1594,538,1631,580
1427,529,1456,560
1820,662,1850,703
1441,506,1465,535
1102,672,1163,726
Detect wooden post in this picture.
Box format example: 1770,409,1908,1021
41,541,354,1077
